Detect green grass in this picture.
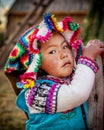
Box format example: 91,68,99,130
0,70,26,130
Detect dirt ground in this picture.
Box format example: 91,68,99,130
0,69,27,130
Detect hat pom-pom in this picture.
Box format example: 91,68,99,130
17,72,36,89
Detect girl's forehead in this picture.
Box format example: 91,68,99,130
44,32,65,44
40,33,66,48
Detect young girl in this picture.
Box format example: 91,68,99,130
4,13,104,130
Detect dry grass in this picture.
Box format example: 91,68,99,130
0,70,27,130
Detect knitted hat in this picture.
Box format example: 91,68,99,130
4,13,83,89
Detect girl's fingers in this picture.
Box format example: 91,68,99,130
100,43,104,48
99,43,104,53
100,48,104,53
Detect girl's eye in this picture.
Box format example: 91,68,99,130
63,45,68,49
49,50,56,54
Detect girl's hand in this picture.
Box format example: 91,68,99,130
83,39,104,60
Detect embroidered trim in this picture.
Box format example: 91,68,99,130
46,84,60,113
27,83,40,106
26,81,61,113
78,56,99,73
45,76,69,85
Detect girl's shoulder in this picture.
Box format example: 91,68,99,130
26,79,61,113
16,78,60,114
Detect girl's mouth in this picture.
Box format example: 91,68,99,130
62,61,71,67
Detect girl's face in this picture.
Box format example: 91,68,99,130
40,32,74,78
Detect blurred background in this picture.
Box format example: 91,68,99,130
0,0,103,130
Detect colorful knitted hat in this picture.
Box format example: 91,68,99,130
4,13,83,89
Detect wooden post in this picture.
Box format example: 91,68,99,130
81,0,104,128
88,56,104,130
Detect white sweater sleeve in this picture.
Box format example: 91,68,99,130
57,64,95,112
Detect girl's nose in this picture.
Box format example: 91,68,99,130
60,50,68,59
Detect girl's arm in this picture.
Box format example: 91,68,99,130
57,62,95,112
57,39,104,112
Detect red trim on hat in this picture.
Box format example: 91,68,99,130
70,27,81,43
28,28,39,54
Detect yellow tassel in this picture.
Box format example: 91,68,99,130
51,15,64,32
24,79,35,88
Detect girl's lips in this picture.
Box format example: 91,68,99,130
62,61,71,67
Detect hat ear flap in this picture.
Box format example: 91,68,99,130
4,26,37,73
17,52,42,89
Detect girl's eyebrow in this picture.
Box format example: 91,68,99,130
46,40,67,49
61,40,67,46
